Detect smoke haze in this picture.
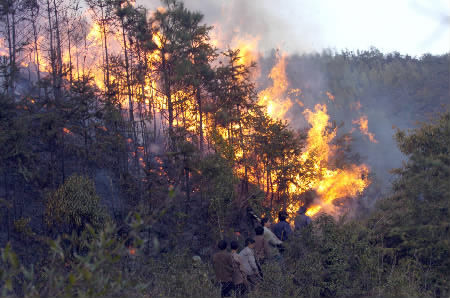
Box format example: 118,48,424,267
138,0,449,196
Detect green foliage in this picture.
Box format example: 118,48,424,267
1,206,447,297
0,94,35,181
250,114,306,208
40,222,147,297
368,111,450,296
1,214,151,297
199,153,236,237
0,213,219,298
45,175,109,234
13,217,34,238
0,243,21,297
146,253,217,297
282,216,374,297
0,242,36,298
240,215,434,298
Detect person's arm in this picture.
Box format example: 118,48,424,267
264,239,271,258
248,251,258,275
266,228,282,246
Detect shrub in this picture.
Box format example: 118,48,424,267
45,174,108,234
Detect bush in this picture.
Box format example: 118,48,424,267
45,175,109,234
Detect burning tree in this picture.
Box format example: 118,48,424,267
0,0,373,233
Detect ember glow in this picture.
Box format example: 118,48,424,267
63,128,73,136
0,38,8,56
325,91,335,101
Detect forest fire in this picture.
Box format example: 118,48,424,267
0,0,371,221
253,49,370,218
0,2,447,296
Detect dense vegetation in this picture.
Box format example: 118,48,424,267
0,0,448,297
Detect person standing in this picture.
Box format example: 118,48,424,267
254,226,270,264
212,240,234,297
230,241,247,296
239,238,261,289
294,206,312,232
260,218,283,259
272,211,293,241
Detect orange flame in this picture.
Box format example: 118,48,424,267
352,115,378,143
286,105,370,218
231,35,260,68
258,53,293,119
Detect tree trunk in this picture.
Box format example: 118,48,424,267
196,87,204,152
67,25,73,85
31,12,41,84
120,18,134,123
11,10,17,96
101,7,110,90
53,0,63,93
46,0,58,98
5,10,16,96
161,49,174,148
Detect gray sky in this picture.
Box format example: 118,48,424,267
139,0,450,56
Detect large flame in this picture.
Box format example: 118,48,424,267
258,54,293,119
283,104,370,217
231,35,260,68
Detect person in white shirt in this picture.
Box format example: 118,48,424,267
260,217,283,259
239,238,261,288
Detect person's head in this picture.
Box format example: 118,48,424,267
245,238,255,248
278,211,288,222
218,240,227,250
261,217,270,227
230,241,239,251
298,206,307,215
255,226,264,236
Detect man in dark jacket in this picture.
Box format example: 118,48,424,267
294,206,311,232
272,211,292,241
212,240,234,297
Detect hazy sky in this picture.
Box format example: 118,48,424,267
140,0,450,56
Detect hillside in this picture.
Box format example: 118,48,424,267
0,0,449,297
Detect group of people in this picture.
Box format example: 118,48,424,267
212,207,311,297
